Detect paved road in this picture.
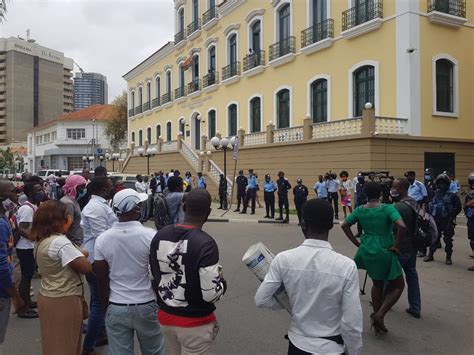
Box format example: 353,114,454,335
3,220,473,354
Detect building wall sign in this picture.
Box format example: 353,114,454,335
0,38,66,65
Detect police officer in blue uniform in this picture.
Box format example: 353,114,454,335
263,174,277,219
241,169,258,215
293,178,309,226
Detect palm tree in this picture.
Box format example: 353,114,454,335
0,1,8,23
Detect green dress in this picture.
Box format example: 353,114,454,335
346,204,403,281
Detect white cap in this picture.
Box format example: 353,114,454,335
112,189,148,214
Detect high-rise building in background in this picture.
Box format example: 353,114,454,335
0,36,74,144
73,72,108,111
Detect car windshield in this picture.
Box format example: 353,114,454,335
37,171,47,177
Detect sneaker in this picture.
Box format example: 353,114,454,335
18,310,38,319
445,257,452,265
217,207,223,210
406,308,421,319
250,211,255,215
417,252,426,258
468,266,474,271
239,211,246,215
263,215,270,219
275,216,283,221
423,255,434,262
282,218,289,224
233,209,240,212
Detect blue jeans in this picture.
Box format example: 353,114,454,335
106,302,165,355
399,250,421,313
83,273,106,351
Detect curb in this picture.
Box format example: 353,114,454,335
207,218,342,225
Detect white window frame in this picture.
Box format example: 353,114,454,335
207,107,218,138
307,74,331,122
131,131,135,145
166,121,173,142
247,17,264,53
176,5,185,33
165,70,172,94
206,43,218,72
129,89,135,109
248,94,264,133
226,31,239,65
178,116,186,135
273,85,293,128
348,60,380,117
156,124,162,141
138,129,143,146
226,101,240,137
66,128,86,140
432,54,459,118
137,85,143,106
154,75,161,99
307,0,330,27
274,0,293,42
146,126,152,143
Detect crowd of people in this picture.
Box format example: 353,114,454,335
0,163,471,354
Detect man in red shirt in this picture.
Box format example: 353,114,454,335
150,189,226,355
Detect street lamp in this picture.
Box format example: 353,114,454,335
138,147,157,175
210,136,237,193
106,152,120,172
99,155,104,166
82,155,94,169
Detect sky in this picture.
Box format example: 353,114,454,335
0,0,175,102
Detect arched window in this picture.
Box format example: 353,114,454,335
166,122,172,142
278,4,291,42
312,0,327,25
208,45,216,72
192,55,199,81
130,91,135,109
179,65,185,88
156,125,161,142
178,8,185,33
138,130,143,146
166,71,172,94
155,77,161,99
229,34,237,65
192,0,199,22
250,97,261,133
179,118,185,135
131,131,135,144
311,79,328,123
228,104,237,136
138,87,143,106
146,82,151,104
251,20,261,53
276,89,290,128
146,127,151,143
436,59,454,113
353,65,374,117
208,110,216,138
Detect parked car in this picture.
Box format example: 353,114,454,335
36,169,70,178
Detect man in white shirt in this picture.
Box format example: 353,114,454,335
135,175,148,222
325,173,341,220
94,189,165,355
255,199,362,355
80,176,118,354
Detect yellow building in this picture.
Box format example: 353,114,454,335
122,0,473,190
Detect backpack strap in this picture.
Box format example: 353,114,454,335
402,200,419,235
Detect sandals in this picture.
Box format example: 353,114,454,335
18,309,38,319
370,313,388,334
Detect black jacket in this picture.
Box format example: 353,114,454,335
277,178,292,196
236,175,248,192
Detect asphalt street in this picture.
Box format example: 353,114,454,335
3,220,473,355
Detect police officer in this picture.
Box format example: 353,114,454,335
405,170,428,208
234,170,248,212
424,174,462,265
218,174,228,210
263,174,277,219
276,171,291,223
424,168,436,203
241,169,258,215
293,178,309,226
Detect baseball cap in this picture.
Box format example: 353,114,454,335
297,178,302,183
112,188,148,214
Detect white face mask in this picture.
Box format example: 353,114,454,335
2,198,18,213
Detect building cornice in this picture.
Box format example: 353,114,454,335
245,8,265,23
174,0,185,10
223,23,240,36
204,37,218,48
123,42,174,81
219,0,247,17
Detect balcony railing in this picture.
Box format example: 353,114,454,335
143,102,150,111
222,62,241,81
135,105,142,114
269,36,296,62
202,7,217,25
428,0,466,17
174,30,186,44
301,19,334,48
243,50,265,72
128,108,134,117
175,86,186,100
161,92,173,105
187,79,201,94
342,0,383,31
152,97,160,108
187,19,201,35
203,71,219,87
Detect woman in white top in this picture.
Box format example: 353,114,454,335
32,200,92,355
339,171,354,218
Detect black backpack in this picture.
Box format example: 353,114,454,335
153,194,181,230
403,201,438,248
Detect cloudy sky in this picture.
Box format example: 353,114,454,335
0,0,175,102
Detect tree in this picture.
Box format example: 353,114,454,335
105,91,128,150
0,1,8,23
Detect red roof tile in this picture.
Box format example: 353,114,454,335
57,104,116,122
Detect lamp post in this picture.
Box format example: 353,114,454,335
105,152,121,172
137,147,157,176
210,136,237,188
82,155,94,169
99,155,104,166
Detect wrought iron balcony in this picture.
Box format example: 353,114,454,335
175,86,186,100
243,50,265,72
152,97,160,108
301,19,334,48
174,30,186,44
161,92,173,105
143,102,150,111
203,71,219,87
128,108,134,117
342,0,383,31
135,105,142,114
202,7,217,25
187,79,201,94
428,0,466,17
269,37,296,62
222,62,241,81
187,19,201,36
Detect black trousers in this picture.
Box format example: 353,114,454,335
264,191,275,217
294,198,307,223
237,190,246,210
219,193,228,209
278,194,289,218
430,219,455,256
328,192,339,217
243,188,257,213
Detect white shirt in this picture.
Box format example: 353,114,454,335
135,181,147,194
326,179,340,193
47,234,84,267
81,195,118,263
255,239,363,355
341,179,354,196
16,202,37,249
94,221,156,304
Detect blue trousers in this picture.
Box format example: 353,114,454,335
83,273,106,351
106,302,165,355
398,250,421,313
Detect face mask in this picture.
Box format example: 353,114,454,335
34,192,47,203
1,198,18,213
78,188,87,199
390,189,400,201
63,215,72,233
425,175,431,181
437,183,448,191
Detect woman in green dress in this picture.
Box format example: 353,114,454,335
342,182,406,334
